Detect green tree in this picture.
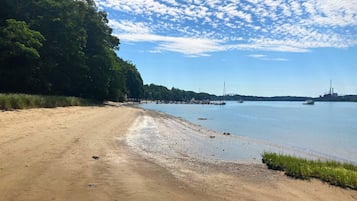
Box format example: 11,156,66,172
0,0,143,101
107,52,126,101
29,0,89,95
118,59,143,100
0,19,45,92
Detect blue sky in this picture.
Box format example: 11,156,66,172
95,0,357,97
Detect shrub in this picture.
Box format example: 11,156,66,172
262,152,357,190
0,93,97,110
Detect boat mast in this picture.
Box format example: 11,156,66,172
223,81,226,97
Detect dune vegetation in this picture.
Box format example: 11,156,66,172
262,152,357,190
0,93,97,110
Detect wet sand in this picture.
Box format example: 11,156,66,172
0,106,356,201
127,110,325,164
127,109,357,201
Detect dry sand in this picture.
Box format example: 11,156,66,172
0,106,356,201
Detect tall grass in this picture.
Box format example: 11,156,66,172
262,152,357,190
0,93,98,110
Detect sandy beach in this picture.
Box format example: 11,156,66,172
0,106,356,201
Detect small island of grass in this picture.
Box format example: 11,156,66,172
262,152,357,190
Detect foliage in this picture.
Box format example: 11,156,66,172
143,84,216,101
0,19,45,59
0,93,97,110
262,152,357,190
143,84,316,102
0,0,143,101
0,19,45,93
119,58,144,100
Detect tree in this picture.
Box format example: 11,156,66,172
116,59,143,100
107,52,126,101
0,0,143,101
143,84,220,101
0,19,45,92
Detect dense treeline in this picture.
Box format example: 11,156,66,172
143,84,311,102
144,84,357,102
143,84,217,101
0,0,143,101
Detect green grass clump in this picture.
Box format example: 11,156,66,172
262,152,357,190
0,93,98,110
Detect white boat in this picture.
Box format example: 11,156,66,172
211,101,226,105
303,100,315,105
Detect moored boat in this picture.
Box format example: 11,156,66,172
303,100,315,105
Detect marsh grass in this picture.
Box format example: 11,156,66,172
262,152,357,190
0,93,98,110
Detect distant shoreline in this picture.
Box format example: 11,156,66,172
142,96,357,103
143,84,357,103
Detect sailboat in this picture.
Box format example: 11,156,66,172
212,82,226,105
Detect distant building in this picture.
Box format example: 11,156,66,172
322,80,338,98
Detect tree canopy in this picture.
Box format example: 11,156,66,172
0,0,143,101
143,84,216,101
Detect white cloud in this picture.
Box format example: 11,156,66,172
304,0,357,26
206,0,221,8
262,0,282,11
302,2,317,16
280,4,292,17
96,0,182,16
162,0,179,6
217,4,252,23
290,1,303,16
117,33,225,57
247,54,288,61
108,20,150,34
228,40,310,53
96,0,357,56
248,54,266,58
271,58,288,62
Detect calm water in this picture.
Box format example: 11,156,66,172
140,101,357,163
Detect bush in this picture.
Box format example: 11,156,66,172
0,93,97,110
262,152,357,190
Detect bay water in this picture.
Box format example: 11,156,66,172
139,101,357,163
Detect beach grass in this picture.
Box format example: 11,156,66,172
0,93,98,110
262,152,357,190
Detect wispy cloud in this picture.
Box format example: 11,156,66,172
268,57,289,62
116,32,225,57
108,20,150,34
248,54,266,58
96,0,357,56
109,19,225,56
247,54,288,61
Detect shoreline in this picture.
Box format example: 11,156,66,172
0,106,356,200
132,107,342,164
138,102,357,165
126,108,357,200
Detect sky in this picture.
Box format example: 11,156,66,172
95,0,357,97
